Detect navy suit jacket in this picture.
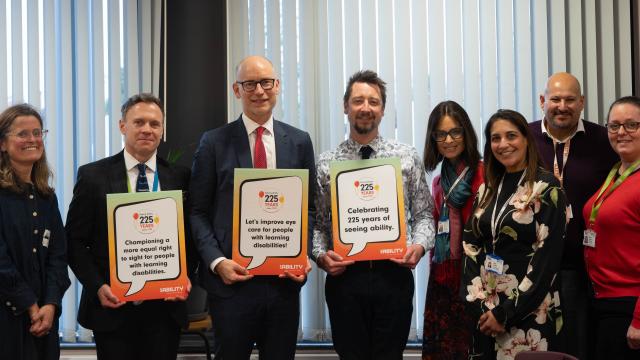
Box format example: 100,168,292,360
190,116,316,297
65,151,192,331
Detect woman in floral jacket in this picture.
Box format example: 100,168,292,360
462,109,567,360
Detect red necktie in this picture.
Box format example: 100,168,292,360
254,126,267,168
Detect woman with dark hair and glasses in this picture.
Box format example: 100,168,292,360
421,101,483,359
583,96,640,359
0,104,70,360
462,109,566,359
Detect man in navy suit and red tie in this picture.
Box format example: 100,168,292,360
189,55,316,359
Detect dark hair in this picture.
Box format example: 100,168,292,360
120,93,164,120
343,70,387,109
479,109,543,209
423,100,481,172
606,95,640,121
0,104,54,195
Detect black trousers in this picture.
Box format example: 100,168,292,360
209,277,300,360
92,301,181,360
592,297,640,360
326,261,414,360
555,269,596,360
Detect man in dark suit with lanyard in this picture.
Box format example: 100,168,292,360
189,55,315,359
66,93,192,360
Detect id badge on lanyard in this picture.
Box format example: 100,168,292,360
437,217,450,234
583,229,596,248
439,166,468,236
485,253,504,275
586,159,640,249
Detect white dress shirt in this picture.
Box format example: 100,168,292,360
123,149,161,192
242,113,276,169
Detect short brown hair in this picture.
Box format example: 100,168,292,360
121,93,164,120
343,70,387,109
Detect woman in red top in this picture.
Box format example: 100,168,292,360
421,101,483,359
583,96,640,359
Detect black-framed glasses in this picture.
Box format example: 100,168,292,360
432,127,464,142
236,78,276,92
606,122,640,133
8,129,48,140
607,121,640,134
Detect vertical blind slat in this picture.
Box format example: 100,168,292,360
11,0,24,103
376,0,395,139
26,0,40,107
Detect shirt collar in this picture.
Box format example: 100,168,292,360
123,149,157,172
541,118,585,143
346,134,384,153
242,113,274,136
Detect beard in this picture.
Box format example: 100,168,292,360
547,112,579,129
354,123,375,134
352,116,379,135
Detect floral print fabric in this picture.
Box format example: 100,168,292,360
462,168,566,360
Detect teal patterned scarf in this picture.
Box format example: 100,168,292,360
433,160,474,263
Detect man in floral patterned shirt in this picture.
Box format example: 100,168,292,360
312,70,435,358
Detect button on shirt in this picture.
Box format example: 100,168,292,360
312,135,436,260
0,186,71,315
123,150,161,192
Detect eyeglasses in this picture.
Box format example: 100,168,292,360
7,129,48,140
432,127,464,142
236,78,276,92
606,121,640,133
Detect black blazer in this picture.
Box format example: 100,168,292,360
189,116,316,297
65,151,192,331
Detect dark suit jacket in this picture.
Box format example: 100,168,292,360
65,151,192,331
190,116,316,297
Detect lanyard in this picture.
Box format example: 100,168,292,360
490,170,527,244
126,167,159,193
588,159,640,226
552,139,570,187
443,166,470,202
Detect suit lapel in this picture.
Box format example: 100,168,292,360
107,151,128,194
157,158,174,190
274,120,291,169
232,116,254,168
